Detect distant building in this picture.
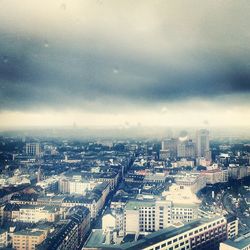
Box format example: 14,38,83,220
159,149,169,160
171,158,195,168
228,164,249,180
82,172,119,190
58,178,70,193
69,180,90,195
25,143,41,156
36,176,59,193
143,172,168,183
197,156,211,167
161,138,178,158
177,140,196,158
196,129,210,159
175,173,206,193
201,169,229,185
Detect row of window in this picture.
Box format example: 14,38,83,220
146,219,229,250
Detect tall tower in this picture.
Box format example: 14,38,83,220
196,129,210,158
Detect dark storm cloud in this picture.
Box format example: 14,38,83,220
0,1,250,112
1,33,250,111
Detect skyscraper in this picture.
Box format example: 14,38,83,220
196,129,210,159
177,139,196,158
161,138,178,158
25,143,41,156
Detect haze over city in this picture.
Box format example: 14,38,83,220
0,2,250,250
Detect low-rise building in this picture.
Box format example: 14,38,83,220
220,231,250,250
18,205,60,223
13,229,47,250
62,182,110,218
228,165,248,180
201,169,228,185
2,203,60,223
174,173,206,193
143,172,167,183
0,229,8,248
37,207,90,250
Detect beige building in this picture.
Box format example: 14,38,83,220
175,173,206,193
201,169,228,184
125,184,201,235
13,229,47,250
18,205,60,223
0,229,8,248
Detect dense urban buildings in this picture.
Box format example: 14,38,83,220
1,0,250,249
0,128,249,250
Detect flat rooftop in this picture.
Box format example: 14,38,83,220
222,232,250,249
126,199,155,210
14,229,44,237
84,217,222,250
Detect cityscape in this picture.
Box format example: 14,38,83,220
0,1,250,250
0,129,249,250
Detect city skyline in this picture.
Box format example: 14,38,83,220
0,1,250,128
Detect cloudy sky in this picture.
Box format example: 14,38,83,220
0,0,250,128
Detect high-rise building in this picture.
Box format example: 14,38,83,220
161,138,178,158
177,140,196,158
196,129,210,159
25,143,41,156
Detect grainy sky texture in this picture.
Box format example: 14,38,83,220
0,0,250,127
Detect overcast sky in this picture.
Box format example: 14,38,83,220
0,0,250,128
